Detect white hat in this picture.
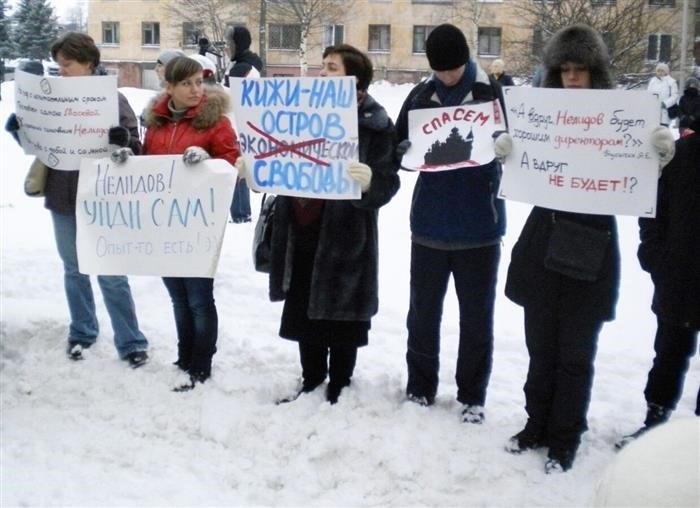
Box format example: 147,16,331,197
189,54,217,75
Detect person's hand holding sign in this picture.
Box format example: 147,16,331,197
348,161,372,192
650,126,675,174
493,131,513,163
182,146,210,165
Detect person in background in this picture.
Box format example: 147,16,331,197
237,44,400,405
395,24,510,424
189,54,219,86
155,48,185,87
647,62,679,127
616,115,699,449
6,32,149,367
501,24,675,473
489,58,515,87
223,26,263,224
676,77,700,137
140,56,240,391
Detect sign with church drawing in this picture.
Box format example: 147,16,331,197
401,101,506,171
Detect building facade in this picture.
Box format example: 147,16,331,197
86,0,692,88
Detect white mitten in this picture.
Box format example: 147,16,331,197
182,146,210,165
234,156,248,180
347,161,372,191
494,132,513,162
111,147,133,164
650,126,675,171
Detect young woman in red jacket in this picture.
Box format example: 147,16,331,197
142,56,240,391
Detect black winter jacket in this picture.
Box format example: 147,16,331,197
267,94,400,320
505,208,620,322
638,132,700,329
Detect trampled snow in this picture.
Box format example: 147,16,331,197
1,79,698,507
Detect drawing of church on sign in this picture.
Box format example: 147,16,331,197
424,127,474,166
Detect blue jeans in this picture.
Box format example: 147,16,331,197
406,242,500,405
51,212,148,358
162,277,218,378
229,178,251,221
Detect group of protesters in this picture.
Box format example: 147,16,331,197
5,22,697,474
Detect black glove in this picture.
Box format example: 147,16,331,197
108,126,130,147
396,139,411,157
5,114,20,144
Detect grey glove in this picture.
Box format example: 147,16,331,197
396,139,411,158
183,146,210,165
650,126,675,171
108,126,130,147
111,147,133,164
494,132,513,162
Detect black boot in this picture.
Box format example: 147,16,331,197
616,402,672,449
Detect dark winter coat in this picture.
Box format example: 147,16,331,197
223,26,264,85
395,61,507,248
142,86,239,166
268,94,400,320
44,92,142,215
677,87,700,131
505,208,620,321
637,131,700,329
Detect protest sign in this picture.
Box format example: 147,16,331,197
14,70,119,171
76,156,237,278
230,76,360,199
498,87,660,217
401,101,506,171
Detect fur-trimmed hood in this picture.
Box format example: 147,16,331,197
143,84,231,131
542,24,613,90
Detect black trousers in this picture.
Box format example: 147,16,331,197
644,317,699,413
522,304,603,452
299,342,357,390
406,242,499,405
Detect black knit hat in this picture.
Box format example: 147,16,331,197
426,24,469,71
542,24,613,90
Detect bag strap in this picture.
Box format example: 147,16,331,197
259,193,268,215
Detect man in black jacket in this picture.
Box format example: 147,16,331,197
223,26,263,223
617,117,700,448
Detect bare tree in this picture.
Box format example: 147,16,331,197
65,2,87,32
508,0,679,81
451,0,487,52
266,0,353,76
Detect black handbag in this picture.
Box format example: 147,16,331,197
252,194,276,273
544,214,611,282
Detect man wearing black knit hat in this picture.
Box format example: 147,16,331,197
395,24,510,424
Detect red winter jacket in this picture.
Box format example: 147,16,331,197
143,85,239,166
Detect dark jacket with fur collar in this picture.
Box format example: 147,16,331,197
267,94,400,321
143,85,239,166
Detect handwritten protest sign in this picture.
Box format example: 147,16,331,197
401,101,506,171
14,70,119,171
498,87,660,216
76,156,236,278
229,76,360,199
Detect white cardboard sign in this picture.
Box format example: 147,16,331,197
229,76,360,199
76,156,237,278
498,86,661,217
14,70,119,171
401,101,506,171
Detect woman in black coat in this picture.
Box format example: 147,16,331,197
503,25,621,473
267,44,400,404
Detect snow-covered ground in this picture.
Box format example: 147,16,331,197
1,79,698,507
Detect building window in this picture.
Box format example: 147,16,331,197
590,0,616,5
412,25,435,53
102,22,119,44
182,21,204,47
368,25,390,52
142,22,160,46
648,0,675,6
647,34,672,62
323,25,344,48
477,27,501,56
269,24,301,50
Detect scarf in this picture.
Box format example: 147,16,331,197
433,60,477,107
